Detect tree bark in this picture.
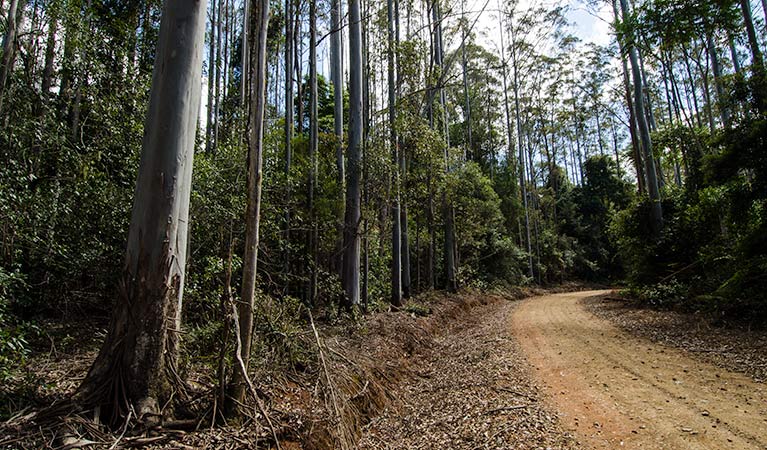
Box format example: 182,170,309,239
294,9,303,134
0,0,21,114
283,0,292,287
727,31,741,75
308,0,318,304
707,33,730,128
342,0,363,308
206,0,215,152
77,0,205,425
213,0,223,150
461,0,471,160
388,0,402,306
739,0,763,72
227,0,270,415
41,3,58,100
330,0,345,275
361,0,370,307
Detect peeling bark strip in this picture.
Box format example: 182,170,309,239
77,1,206,425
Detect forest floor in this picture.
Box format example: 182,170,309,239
3,289,767,449
513,291,767,449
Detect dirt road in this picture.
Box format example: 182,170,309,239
512,291,767,449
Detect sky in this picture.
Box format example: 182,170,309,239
470,0,614,53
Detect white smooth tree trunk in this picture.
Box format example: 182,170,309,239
342,0,363,307
77,0,205,424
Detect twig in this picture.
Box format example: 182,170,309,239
108,410,132,450
484,404,529,415
494,387,538,402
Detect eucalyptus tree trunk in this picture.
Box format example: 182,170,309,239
432,0,457,292
222,0,230,107
361,0,370,307
206,0,215,152
242,0,249,105
461,0,471,159
619,0,662,235
77,1,205,424
762,0,767,30
0,0,20,114
510,23,534,279
739,0,763,71
638,49,657,131
707,33,731,128
612,0,644,194
595,109,605,155
727,31,741,75
680,46,704,128
308,0,318,304
611,117,621,178
294,10,303,134
572,99,584,183
213,0,223,150
284,0,293,284
227,0,270,415
498,1,514,168
387,0,402,306
41,4,58,100
342,0,363,308
395,0,410,299
330,0,345,274
69,0,92,141
740,0,765,112
660,57,675,125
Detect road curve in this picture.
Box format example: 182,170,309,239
511,290,767,449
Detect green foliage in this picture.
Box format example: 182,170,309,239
448,162,522,285
636,279,688,308
612,101,767,322
0,268,35,381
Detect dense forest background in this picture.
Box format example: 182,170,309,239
0,0,765,425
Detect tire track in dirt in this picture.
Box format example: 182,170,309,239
512,290,767,449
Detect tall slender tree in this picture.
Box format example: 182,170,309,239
308,0,318,303
283,0,293,287
227,0,270,415
342,0,363,307
330,0,345,274
432,0,457,292
388,0,402,306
